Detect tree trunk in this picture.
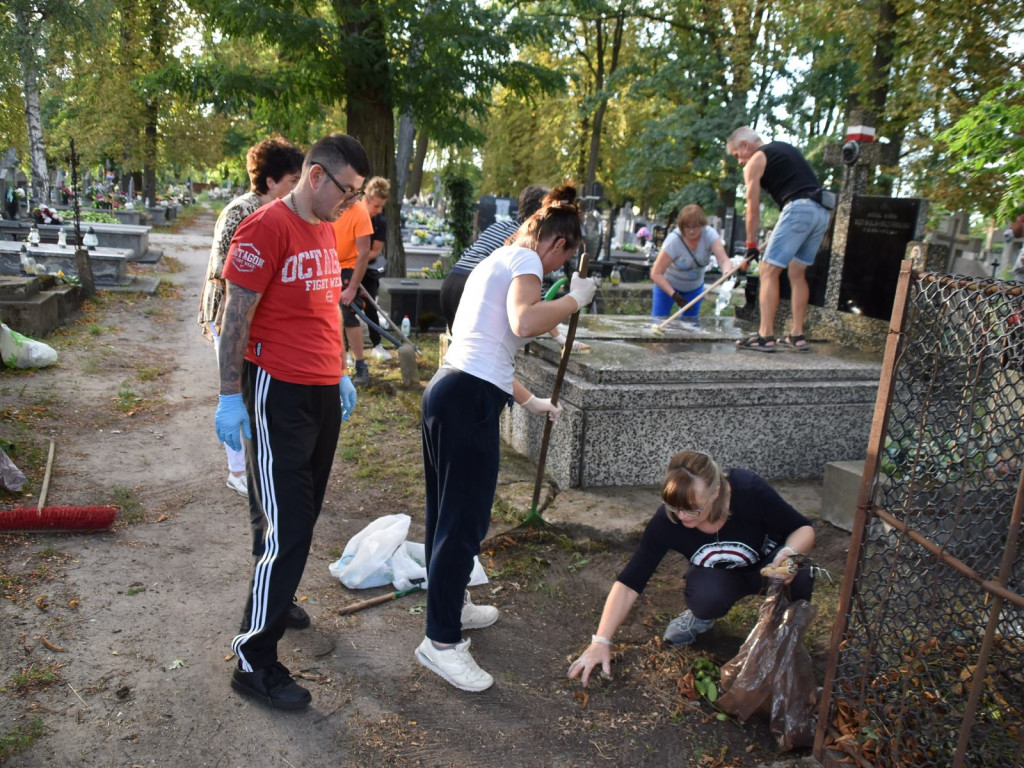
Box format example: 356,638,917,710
15,9,48,207
142,101,158,206
407,131,429,200
337,0,404,277
395,111,416,203
583,12,624,200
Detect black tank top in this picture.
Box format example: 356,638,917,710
756,142,819,208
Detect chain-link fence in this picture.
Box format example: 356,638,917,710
815,265,1024,767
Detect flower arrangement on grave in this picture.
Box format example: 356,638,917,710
32,204,63,225
12,187,25,201
421,259,449,279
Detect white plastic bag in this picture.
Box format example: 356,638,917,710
330,514,490,591
390,541,489,591
329,514,410,589
0,447,26,491
0,323,58,368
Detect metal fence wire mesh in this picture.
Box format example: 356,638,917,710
818,271,1024,768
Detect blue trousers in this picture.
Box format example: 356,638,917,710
652,283,704,318
421,367,509,643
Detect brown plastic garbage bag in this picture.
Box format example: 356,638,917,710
718,580,819,750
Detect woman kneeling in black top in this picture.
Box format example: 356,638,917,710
568,450,815,687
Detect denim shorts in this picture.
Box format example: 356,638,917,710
764,198,830,268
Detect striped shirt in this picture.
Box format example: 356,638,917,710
450,219,520,275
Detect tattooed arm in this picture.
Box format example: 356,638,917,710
218,281,263,395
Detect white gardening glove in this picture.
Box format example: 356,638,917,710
554,333,590,352
566,271,596,311
522,395,563,422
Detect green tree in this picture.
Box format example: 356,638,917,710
936,82,1024,223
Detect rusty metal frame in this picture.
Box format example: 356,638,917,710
813,261,1024,767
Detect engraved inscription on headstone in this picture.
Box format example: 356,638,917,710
839,196,923,320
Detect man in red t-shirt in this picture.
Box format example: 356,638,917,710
332,198,375,385
215,133,369,711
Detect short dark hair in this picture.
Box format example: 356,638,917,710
517,185,549,222
306,134,371,179
247,136,304,195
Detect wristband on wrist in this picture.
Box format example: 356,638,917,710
780,545,799,558
746,241,758,248
591,634,612,646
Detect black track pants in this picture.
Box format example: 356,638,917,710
232,361,341,671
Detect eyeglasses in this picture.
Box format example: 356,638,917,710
313,163,364,202
682,224,703,232
663,503,702,524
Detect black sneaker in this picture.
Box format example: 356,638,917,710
231,662,311,710
286,599,310,630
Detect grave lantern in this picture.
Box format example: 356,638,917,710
83,227,99,250
27,223,40,246
57,226,67,248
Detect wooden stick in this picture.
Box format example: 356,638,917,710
527,252,590,521
37,439,55,515
652,258,750,333
337,586,421,616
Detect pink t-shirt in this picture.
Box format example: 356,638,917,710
222,199,343,385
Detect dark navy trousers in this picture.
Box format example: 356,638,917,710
684,561,814,620
421,367,508,644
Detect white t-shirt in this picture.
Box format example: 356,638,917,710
444,245,544,393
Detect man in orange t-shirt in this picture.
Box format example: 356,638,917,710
332,197,374,386
215,133,369,711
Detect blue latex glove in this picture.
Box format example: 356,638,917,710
215,393,251,451
339,375,357,422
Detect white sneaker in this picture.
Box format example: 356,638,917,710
461,590,499,630
226,473,248,497
415,637,493,692
370,344,393,361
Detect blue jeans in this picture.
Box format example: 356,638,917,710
764,199,829,268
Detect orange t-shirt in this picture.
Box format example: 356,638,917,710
222,199,343,385
331,200,374,269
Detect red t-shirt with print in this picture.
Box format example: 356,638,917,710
222,199,343,385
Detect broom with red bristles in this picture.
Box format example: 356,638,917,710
0,440,117,531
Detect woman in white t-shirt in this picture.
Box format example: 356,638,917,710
650,204,732,319
416,186,596,692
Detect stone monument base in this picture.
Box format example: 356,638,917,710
502,315,882,487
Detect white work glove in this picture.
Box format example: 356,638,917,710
555,334,590,352
566,272,596,311
522,395,563,422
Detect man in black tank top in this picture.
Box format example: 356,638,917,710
726,127,830,352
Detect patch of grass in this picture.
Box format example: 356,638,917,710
155,280,181,300
9,665,59,691
110,485,144,524
0,717,45,761
159,254,186,273
87,323,103,336
116,381,141,412
134,364,165,382
36,542,61,558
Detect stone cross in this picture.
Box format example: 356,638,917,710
821,110,902,309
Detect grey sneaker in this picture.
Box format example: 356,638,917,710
461,590,498,630
663,610,715,646
352,360,370,387
415,637,493,692
370,344,393,361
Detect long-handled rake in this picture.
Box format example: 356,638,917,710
524,252,590,526
0,439,117,531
